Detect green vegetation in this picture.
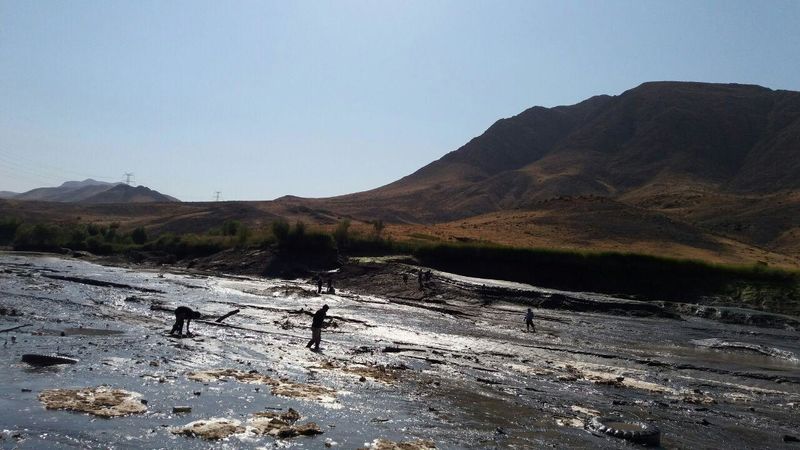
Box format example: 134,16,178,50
2,215,797,310
410,242,799,302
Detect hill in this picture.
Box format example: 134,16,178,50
6,179,179,203
81,184,179,203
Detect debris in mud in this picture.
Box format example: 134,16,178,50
249,408,323,438
62,327,124,336
676,389,716,405
358,439,437,450
38,387,147,417
271,379,336,403
588,416,660,446
22,353,78,366
252,408,301,423
173,406,192,413
691,338,798,361
187,368,278,385
40,274,164,293
316,360,399,384
172,418,245,440
555,417,584,428
571,405,600,417
187,368,337,403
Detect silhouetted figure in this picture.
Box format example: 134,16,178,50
170,306,201,337
402,273,409,284
326,278,335,294
317,277,323,294
418,270,424,289
306,304,329,351
424,270,432,281
525,308,535,333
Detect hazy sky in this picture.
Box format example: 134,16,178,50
2,1,799,201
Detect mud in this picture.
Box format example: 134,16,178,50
1,252,799,448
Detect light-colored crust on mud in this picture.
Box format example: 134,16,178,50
38,387,147,418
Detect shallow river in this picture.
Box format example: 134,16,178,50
1,253,798,449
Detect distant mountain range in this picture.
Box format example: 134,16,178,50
2,179,179,203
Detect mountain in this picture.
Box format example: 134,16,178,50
81,184,179,203
0,191,18,199
321,82,799,220
12,179,121,202
8,179,179,203
287,81,800,263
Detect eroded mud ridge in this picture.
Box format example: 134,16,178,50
1,252,799,448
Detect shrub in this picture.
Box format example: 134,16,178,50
221,220,241,236
131,227,148,245
13,223,64,251
271,220,290,243
333,220,351,249
0,217,21,245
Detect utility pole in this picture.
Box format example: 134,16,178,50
123,172,134,185
214,191,221,202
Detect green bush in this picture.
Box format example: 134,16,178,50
13,223,64,252
131,227,148,245
0,217,21,245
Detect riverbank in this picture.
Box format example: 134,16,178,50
1,252,798,448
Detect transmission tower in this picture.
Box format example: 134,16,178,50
123,172,135,185
214,191,221,202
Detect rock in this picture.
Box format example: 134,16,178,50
38,387,147,417
193,391,201,396
20,388,31,393
149,361,159,367
784,435,800,443
173,406,192,413
360,376,367,382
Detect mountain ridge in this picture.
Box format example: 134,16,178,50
6,179,179,203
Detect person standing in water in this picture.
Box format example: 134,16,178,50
326,278,335,294
306,304,329,351
525,308,535,333
316,277,323,294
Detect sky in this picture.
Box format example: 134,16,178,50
1,0,799,201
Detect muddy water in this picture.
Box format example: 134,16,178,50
1,252,799,449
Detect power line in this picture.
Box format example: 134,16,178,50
124,172,135,185
214,191,221,201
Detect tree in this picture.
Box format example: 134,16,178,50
333,220,350,248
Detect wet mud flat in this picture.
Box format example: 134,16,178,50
1,252,799,449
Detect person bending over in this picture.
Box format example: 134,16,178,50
170,306,201,337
